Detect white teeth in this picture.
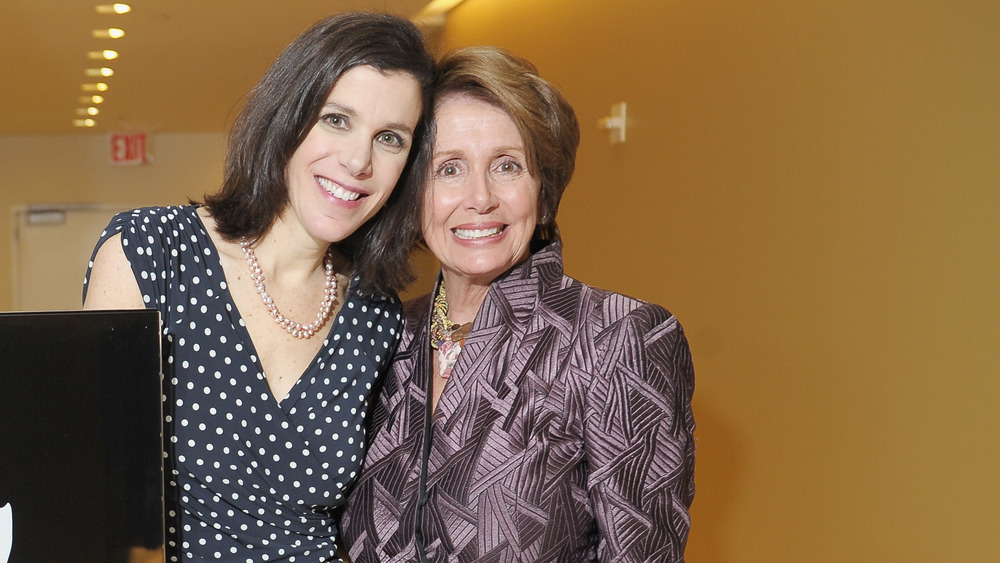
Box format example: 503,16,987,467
454,226,503,239
317,177,360,202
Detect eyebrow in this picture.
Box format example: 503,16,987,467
322,101,415,137
431,149,463,161
432,146,526,160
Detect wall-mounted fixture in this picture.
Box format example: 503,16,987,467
597,102,627,145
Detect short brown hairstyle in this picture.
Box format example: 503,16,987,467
407,46,580,244
203,12,434,295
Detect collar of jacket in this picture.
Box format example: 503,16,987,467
423,240,564,418
428,239,564,332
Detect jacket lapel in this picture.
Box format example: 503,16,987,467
426,245,562,478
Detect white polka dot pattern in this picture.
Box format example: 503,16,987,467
83,206,402,562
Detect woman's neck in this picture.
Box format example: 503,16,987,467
253,214,344,284
438,272,491,325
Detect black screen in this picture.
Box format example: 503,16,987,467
0,309,162,562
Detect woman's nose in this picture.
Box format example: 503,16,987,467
340,139,373,178
465,173,498,212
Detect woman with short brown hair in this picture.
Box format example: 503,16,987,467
342,46,696,563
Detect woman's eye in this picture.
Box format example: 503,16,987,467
437,163,460,177
496,159,522,174
322,114,347,128
376,132,404,151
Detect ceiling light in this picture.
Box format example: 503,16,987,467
95,3,132,14
85,67,114,77
417,0,467,16
81,82,109,92
73,119,97,128
75,107,100,116
79,95,105,104
415,0,467,24
88,50,119,60
92,28,125,39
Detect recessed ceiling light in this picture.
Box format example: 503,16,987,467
88,50,119,60
92,28,125,39
79,95,105,104
85,67,114,77
96,4,131,15
415,0,467,23
75,107,100,116
73,119,97,128
81,83,109,92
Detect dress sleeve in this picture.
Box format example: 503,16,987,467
584,299,696,563
82,207,170,315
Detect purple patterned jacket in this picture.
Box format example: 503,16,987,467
341,242,695,562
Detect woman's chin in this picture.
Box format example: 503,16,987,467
444,259,523,286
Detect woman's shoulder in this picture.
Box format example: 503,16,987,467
564,275,682,334
400,293,431,329
104,205,200,235
374,292,429,349
105,205,214,269
345,281,405,321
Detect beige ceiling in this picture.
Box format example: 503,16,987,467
1,0,433,136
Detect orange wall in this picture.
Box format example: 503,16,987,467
440,0,999,560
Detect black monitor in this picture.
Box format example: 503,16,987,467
0,309,163,562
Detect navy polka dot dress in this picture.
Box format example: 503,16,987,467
83,206,402,562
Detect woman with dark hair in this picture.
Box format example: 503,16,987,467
341,46,696,562
83,12,434,561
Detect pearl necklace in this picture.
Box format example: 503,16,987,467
240,239,338,339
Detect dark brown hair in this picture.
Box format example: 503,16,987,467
203,12,435,295
402,46,580,245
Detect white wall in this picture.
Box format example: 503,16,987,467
0,132,226,310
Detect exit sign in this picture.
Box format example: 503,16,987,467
110,132,150,165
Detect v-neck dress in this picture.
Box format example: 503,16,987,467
83,205,403,562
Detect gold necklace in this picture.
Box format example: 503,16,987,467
430,281,471,348
429,281,471,379
241,239,338,339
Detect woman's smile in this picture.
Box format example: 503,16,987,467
453,223,507,241
316,175,363,203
